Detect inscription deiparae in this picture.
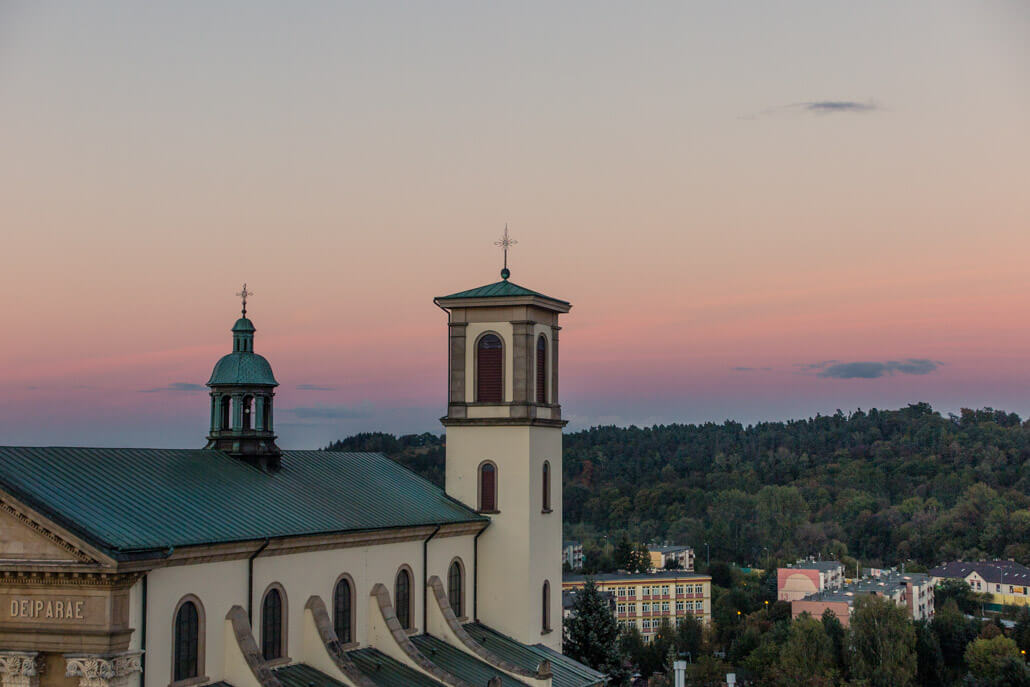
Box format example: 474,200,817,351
8,597,85,620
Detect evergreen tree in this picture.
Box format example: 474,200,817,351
821,608,847,676
849,595,917,687
913,619,945,687
563,579,628,685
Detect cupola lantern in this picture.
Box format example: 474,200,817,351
205,284,281,469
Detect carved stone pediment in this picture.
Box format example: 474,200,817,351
0,497,105,567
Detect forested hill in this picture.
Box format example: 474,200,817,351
324,403,1030,568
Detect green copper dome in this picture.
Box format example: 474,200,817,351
207,313,278,387
207,352,278,387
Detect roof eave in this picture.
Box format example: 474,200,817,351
435,294,571,313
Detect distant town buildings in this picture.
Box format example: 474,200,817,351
563,540,585,570
777,559,845,601
790,571,934,627
564,571,712,639
929,560,1030,609
648,544,695,572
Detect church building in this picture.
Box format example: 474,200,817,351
0,267,604,687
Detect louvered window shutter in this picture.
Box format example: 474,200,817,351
536,336,547,403
477,335,503,402
481,464,496,511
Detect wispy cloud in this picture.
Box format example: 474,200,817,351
139,382,206,393
804,359,943,379
732,366,772,372
296,384,337,391
746,100,880,119
286,403,373,420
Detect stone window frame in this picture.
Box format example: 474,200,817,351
260,582,290,665
170,594,208,687
447,557,467,621
535,334,548,403
477,460,499,514
541,460,552,514
394,564,415,633
331,573,357,648
541,580,552,634
473,331,505,403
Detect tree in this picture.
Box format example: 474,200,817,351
563,579,628,684
934,578,983,616
931,600,979,682
768,615,838,686
965,635,1025,683
912,619,944,687
675,614,705,661
821,608,847,675
849,596,917,687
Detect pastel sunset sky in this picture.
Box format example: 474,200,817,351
1,1,1028,448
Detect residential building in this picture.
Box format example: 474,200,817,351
0,267,605,687
648,545,695,572
563,571,712,639
791,571,934,626
929,560,1030,609
564,540,585,570
777,559,845,601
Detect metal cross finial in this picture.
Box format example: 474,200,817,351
494,224,517,278
236,283,253,316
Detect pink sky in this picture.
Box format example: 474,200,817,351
1,2,1028,447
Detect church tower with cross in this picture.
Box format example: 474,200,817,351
204,284,281,469
435,228,570,650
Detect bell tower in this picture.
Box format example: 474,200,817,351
435,235,570,650
205,284,281,470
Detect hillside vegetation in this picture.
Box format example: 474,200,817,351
326,403,1030,568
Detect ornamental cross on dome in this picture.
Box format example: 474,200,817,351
494,224,517,279
236,283,253,316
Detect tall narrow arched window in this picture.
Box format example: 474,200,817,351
448,560,464,618
395,568,412,630
479,462,497,512
242,395,253,430
262,397,272,432
220,396,231,430
476,333,503,402
536,335,547,403
542,581,551,632
173,599,200,682
542,461,551,512
261,587,284,660
333,576,353,643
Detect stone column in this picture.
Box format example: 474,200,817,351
0,652,43,687
210,394,218,432
64,653,141,687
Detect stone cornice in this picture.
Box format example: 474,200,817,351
0,498,104,566
0,570,140,589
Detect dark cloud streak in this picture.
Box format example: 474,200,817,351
809,359,942,379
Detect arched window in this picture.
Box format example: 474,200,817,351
220,396,231,430
448,560,464,618
542,581,551,632
542,461,551,512
333,576,353,644
173,599,201,682
536,335,547,403
476,333,503,402
262,397,272,432
261,586,285,660
395,568,412,630
242,395,253,430
479,462,497,512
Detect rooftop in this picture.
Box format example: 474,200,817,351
0,447,483,559
436,278,570,308
348,648,445,687
564,571,709,583
784,560,844,572
929,560,1030,585
464,623,606,687
411,634,527,687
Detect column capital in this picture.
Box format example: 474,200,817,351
0,653,43,687
65,652,141,687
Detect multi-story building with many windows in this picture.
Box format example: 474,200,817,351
563,571,711,638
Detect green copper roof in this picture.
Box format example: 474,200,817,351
464,624,606,687
348,649,446,687
0,447,483,559
232,317,256,333
411,634,528,687
207,352,278,386
437,279,569,305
